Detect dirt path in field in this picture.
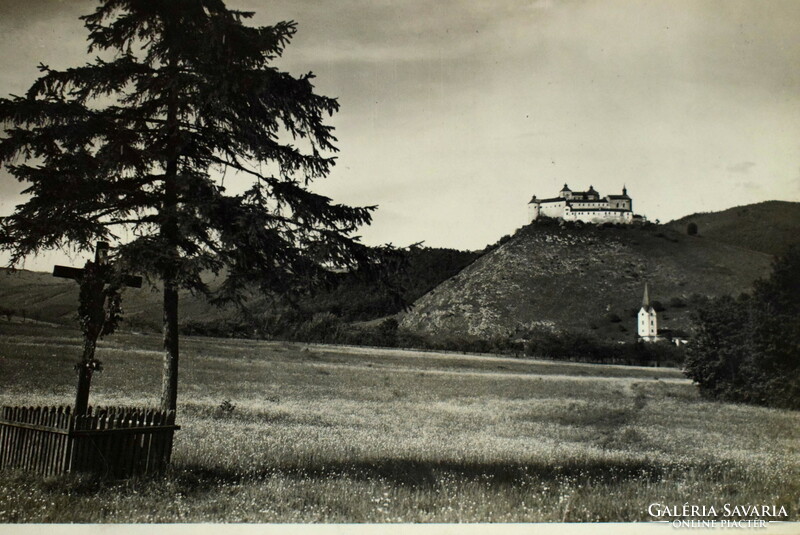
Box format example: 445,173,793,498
299,358,691,385
298,342,685,378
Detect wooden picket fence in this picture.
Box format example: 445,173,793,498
0,406,179,478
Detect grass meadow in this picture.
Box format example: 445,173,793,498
0,322,798,523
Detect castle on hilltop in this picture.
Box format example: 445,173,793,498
528,184,639,224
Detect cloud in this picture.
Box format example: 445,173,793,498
727,161,756,174
735,180,762,192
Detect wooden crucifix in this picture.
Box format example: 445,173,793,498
53,242,142,415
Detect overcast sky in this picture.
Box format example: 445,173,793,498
1,0,799,270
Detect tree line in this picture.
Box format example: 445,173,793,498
684,246,800,409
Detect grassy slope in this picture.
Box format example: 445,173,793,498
0,322,797,522
0,268,237,332
0,247,480,332
665,200,800,256
400,222,773,340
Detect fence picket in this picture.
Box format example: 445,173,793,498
32,408,42,473
17,407,25,469
121,410,133,476
143,410,155,473
43,408,52,476
21,408,32,471
0,408,8,469
1,409,9,468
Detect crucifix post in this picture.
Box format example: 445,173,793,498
73,243,107,415
53,242,141,415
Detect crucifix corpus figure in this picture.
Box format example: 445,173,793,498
53,242,142,414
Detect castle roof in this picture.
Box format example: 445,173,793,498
560,183,571,192
565,207,631,213
607,194,631,200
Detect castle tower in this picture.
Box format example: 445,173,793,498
638,283,658,342
527,195,541,222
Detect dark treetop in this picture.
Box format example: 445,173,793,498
0,0,397,411
0,0,384,300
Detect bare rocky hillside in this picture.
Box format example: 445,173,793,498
400,221,773,341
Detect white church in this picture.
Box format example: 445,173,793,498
638,283,659,342
528,184,637,224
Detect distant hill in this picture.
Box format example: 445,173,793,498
3,200,792,343
665,201,800,256
0,246,479,332
0,268,232,332
400,219,773,341
293,246,480,322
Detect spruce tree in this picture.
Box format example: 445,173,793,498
684,247,800,409
0,1,382,413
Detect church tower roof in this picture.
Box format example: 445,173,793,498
642,283,650,307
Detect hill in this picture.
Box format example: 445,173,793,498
0,246,479,333
0,268,231,332
400,219,773,341
292,246,479,322
665,200,800,256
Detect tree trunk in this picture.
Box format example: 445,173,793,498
160,53,181,415
160,283,179,413
74,338,96,415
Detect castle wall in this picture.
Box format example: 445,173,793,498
563,210,633,224
538,200,566,219
608,199,631,210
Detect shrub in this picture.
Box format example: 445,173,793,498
687,222,698,236
683,247,800,409
668,297,686,308
375,318,400,346
523,330,682,366
180,319,253,338
216,399,236,417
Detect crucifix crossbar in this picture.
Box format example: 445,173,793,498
53,265,143,288
53,242,142,288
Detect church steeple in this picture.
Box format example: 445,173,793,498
638,283,658,341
